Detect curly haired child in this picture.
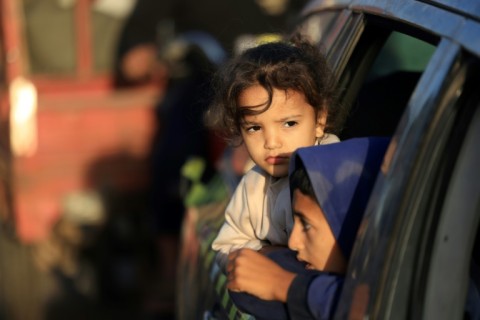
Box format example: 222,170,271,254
206,34,344,269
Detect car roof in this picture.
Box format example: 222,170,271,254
302,0,480,56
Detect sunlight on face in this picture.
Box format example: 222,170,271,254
288,190,346,273
238,85,325,178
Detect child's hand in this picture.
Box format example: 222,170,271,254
226,248,296,302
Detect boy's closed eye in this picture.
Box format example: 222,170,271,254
300,217,311,231
293,213,312,231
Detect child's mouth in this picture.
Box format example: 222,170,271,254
266,156,288,165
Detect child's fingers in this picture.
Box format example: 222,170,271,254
226,248,281,297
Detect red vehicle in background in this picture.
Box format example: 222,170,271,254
0,0,160,244
0,1,165,319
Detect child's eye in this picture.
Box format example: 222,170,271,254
284,121,298,128
245,125,261,133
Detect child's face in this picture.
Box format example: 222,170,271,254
288,189,346,273
239,85,325,178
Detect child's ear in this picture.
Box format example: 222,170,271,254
315,110,327,138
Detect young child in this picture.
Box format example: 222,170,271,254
206,35,343,269
226,137,390,319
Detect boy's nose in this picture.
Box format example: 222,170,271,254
288,228,302,251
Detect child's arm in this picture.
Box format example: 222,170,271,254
286,272,343,319
227,248,344,319
212,168,270,269
226,248,296,301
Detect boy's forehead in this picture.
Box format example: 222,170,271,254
292,189,325,218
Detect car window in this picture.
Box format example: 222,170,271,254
22,0,127,76
22,0,76,75
333,35,480,319
316,10,479,318
296,10,344,53
365,46,480,319
367,32,435,81
298,9,440,140
322,13,438,139
340,29,435,139
91,9,127,73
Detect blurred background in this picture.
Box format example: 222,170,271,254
0,0,307,319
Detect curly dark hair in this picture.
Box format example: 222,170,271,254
204,33,340,145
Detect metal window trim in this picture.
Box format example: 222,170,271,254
371,38,464,318
422,65,480,320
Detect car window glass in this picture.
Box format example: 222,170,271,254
22,0,76,75
364,47,480,319
339,29,436,139
91,9,126,73
296,10,342,51
22,0,128,76
367,32,435,81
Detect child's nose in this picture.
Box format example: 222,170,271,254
264,130,281,150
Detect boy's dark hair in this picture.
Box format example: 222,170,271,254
205,33,341,145
289,160,317,203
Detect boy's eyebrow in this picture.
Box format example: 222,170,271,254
292,210,306,219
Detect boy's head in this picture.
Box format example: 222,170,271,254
206,35,338,143
289,165,347,273
288,137,390,273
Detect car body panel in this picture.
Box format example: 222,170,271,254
423,102,480,319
